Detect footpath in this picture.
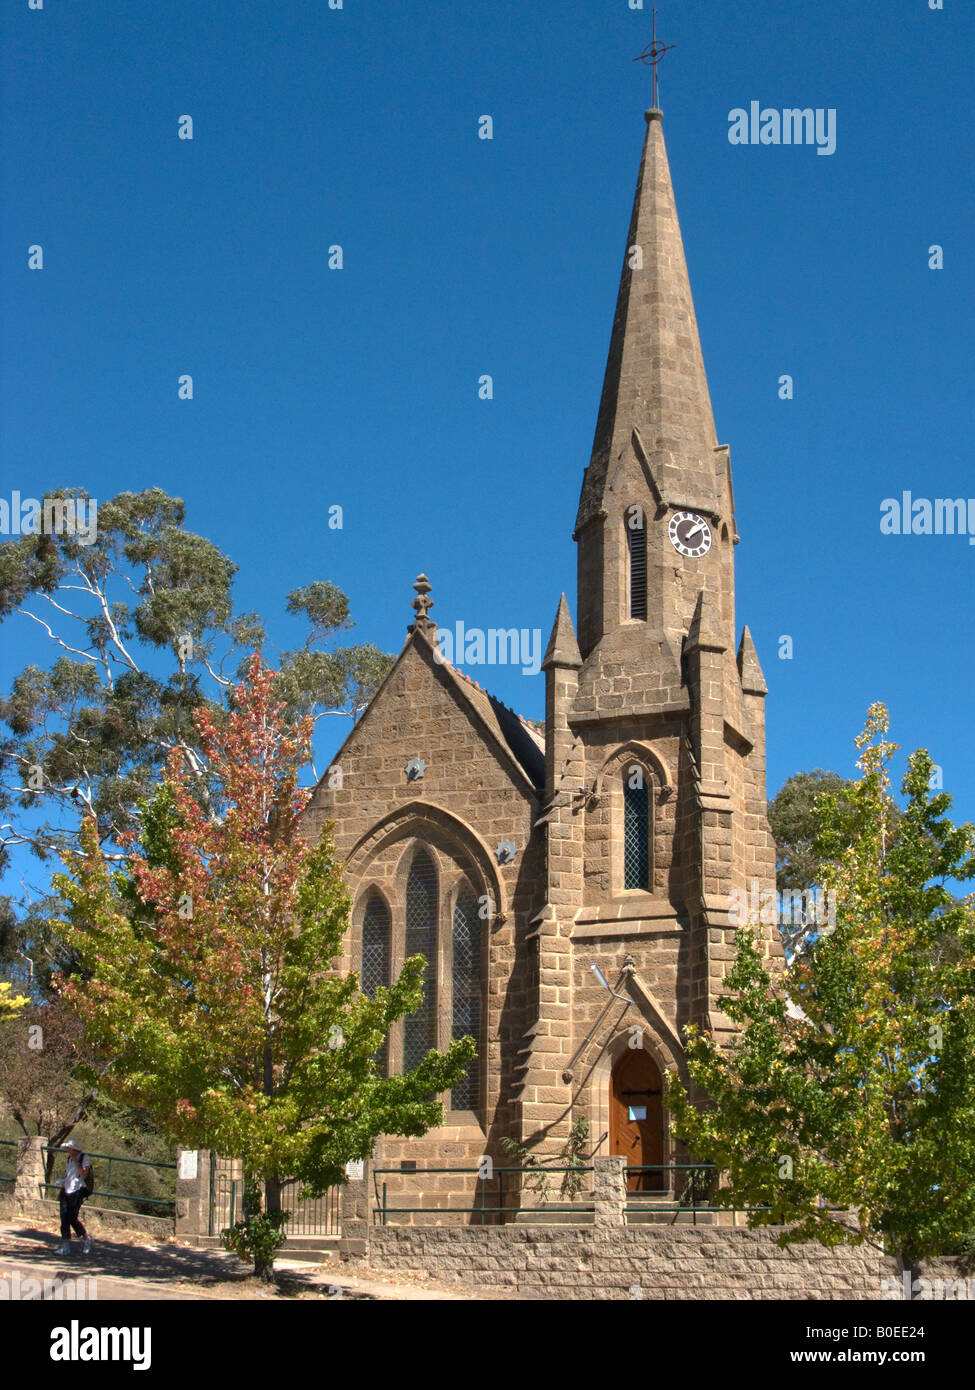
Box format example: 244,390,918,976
0,1221,485,1301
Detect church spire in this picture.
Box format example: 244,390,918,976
575,108,721,539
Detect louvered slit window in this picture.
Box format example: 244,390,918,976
628,518,647,620
623,771,650,890
451,886,481,1111
361,893,391,1076
404,851,438,1070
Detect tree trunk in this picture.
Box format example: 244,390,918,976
251,1174,283,1284
898,1249,920,1300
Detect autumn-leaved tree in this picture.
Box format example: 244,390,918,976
666,704,975,1289
54,655,473,1280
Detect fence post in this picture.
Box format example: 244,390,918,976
338,1158,370,1260
592,1155,627,1229
14,1136,47,1207
174,1147,211,1239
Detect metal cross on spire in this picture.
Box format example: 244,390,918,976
632,7,675,111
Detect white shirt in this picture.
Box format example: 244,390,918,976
62,1153,90,1195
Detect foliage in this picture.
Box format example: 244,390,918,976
52,655,473,1279
768,769,852,892
0,488,393,994
559,1116,591,1200
666,704,975,1270
221,1181,290,1278
0,982,29,1018
676,1164,717,1208
0,998,109,1176
500,1115,592,1202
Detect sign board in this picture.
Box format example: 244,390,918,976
345,1159,364,1181
178,1149,199,1181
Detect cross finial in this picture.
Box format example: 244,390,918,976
632,7,675,111
410,573,435,633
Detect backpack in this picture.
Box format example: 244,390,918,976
81,1161,94,1200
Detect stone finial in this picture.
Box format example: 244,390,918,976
409,574,436,634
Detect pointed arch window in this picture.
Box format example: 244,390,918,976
404,850,438,1070
451,884,481,1110
627,512,647,621
623,765,650,890
361,892,391,1076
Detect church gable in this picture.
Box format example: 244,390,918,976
303,627,541,840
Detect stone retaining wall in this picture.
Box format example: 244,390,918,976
345,1156,972,1300
364,1223,897,1300
9,1196,172,1239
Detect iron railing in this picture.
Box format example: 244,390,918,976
209,1163,340,1238
372,1163,596,1226
0,1139,177,1216
279,1179,341,1236
42,1144,177,1215
369,1160,828,1226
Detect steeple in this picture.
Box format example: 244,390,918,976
573,107,735,665
576,109,721,539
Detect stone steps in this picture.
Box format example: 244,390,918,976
183,1233,340,1263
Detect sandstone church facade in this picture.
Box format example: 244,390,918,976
302,106,778,1210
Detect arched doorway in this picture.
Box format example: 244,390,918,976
609,1048,665,1192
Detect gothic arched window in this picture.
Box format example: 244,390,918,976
360,892,391,1076
404,850,438,1070
451,884,481,1110
627,511,647,621
623,765,650,891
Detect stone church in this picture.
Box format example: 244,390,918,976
302,105,778,1212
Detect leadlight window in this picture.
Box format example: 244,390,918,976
451,885,481,1110
404,850,438,1069
361,892,391,1076
623,769,650,890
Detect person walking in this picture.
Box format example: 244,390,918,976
55,1141,93,1256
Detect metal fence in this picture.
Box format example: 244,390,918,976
0,1138,177,1216
373,1163,596,1226
208,1156,339,1238
279,1180,340,1236
0,1138,16,1190
370,1161,813,1226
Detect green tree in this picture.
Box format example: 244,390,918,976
666,704,975,1288
53,656,472,1281
0,488,393,984
768,769,851,892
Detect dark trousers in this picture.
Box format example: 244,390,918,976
59,1188,87,1240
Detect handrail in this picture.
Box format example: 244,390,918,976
0,1141,178,1214
38,1181,175,1211
39,1144,177,1170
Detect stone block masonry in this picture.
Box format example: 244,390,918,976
350,1160,971,1300
362,1223,896,1301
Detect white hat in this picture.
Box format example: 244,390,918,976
61,1141,82,1151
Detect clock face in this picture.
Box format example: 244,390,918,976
668,511,712,558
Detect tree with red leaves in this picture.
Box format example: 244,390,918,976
54,655,473,1279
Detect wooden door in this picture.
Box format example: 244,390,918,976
609,1048,664,1192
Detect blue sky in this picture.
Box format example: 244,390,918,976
2,0,973,902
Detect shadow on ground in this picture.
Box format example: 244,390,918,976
0,1225,361,1298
